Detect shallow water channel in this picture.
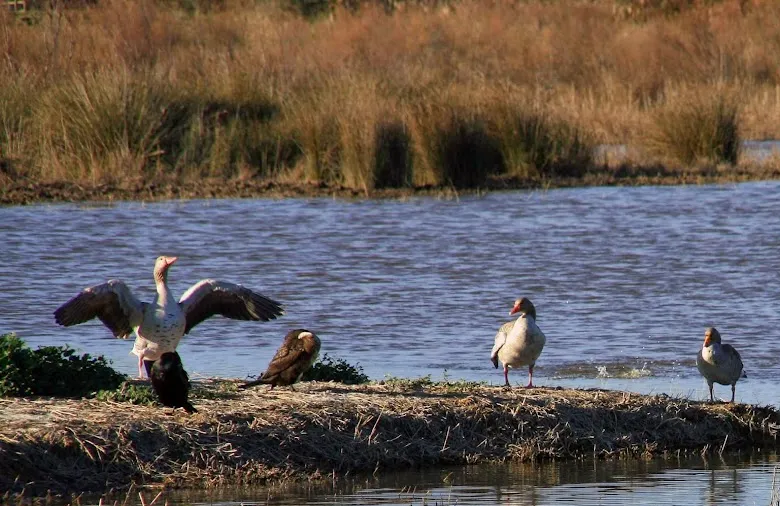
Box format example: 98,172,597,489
3,181,780,504
98,454,780,505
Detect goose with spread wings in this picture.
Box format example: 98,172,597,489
54,256,285,378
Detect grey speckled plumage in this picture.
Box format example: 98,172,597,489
54,256,285,378
240,329,321,390
696,327,746,403
490,297,546,388
150,352,197,413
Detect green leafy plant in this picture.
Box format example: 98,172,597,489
380,374,435,391
302,353,370,384
95,381,157,405
0,333,126,398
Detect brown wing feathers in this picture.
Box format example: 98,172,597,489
239,329,320,389
183,283,284,334
54,288,135,338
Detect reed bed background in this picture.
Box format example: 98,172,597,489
2,380,779,499
1,0,780,192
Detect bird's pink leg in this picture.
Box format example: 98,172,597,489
525,364,534,388
503,366,510,387
138,353,146,379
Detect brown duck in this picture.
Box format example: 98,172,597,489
240,329,321,390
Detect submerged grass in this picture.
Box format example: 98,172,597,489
1,380,779,499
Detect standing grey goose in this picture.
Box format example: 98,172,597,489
151,351,197,413
696,327,746,403
54,256,284,378
239,329,321,390
490,297,546,388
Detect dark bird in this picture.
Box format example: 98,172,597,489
240,329,321,390
54,256,284,378
150,352,197,413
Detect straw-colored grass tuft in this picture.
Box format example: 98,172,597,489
645,88,741,167
1,380,778,498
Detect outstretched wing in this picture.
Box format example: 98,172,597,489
491,320,514,368
179,279,285,334
54,280,145,338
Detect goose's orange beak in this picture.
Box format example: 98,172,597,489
510,303,521,315
164,256,178,267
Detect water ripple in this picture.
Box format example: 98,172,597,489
2,182,779,406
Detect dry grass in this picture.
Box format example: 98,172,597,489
645,86,741,167
1,379,779,499
3,0,780,194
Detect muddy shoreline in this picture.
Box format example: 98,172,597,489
1,380,778,499
3,166,780,206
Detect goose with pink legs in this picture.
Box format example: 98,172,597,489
491,297,546,388
54,256,284,378
696,327,746,403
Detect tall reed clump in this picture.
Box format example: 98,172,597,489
645,88,740,167
282,86,343,184
337,79,386,192
32,68,294,183
34,70,173,182
408,101,503,188
489,103,593,180
0,75,34,185
373,120,413,188
284,78,412,191
159,79,294,181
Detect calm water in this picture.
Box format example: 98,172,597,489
3,182,780,504
101,454,780,506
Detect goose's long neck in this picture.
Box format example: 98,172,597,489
155,269,174,305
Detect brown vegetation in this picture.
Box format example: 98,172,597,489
2,379,779,500
1,0,779,198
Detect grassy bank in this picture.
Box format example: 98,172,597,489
2,0,780,197
7,162,780,206
2,379,779,500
